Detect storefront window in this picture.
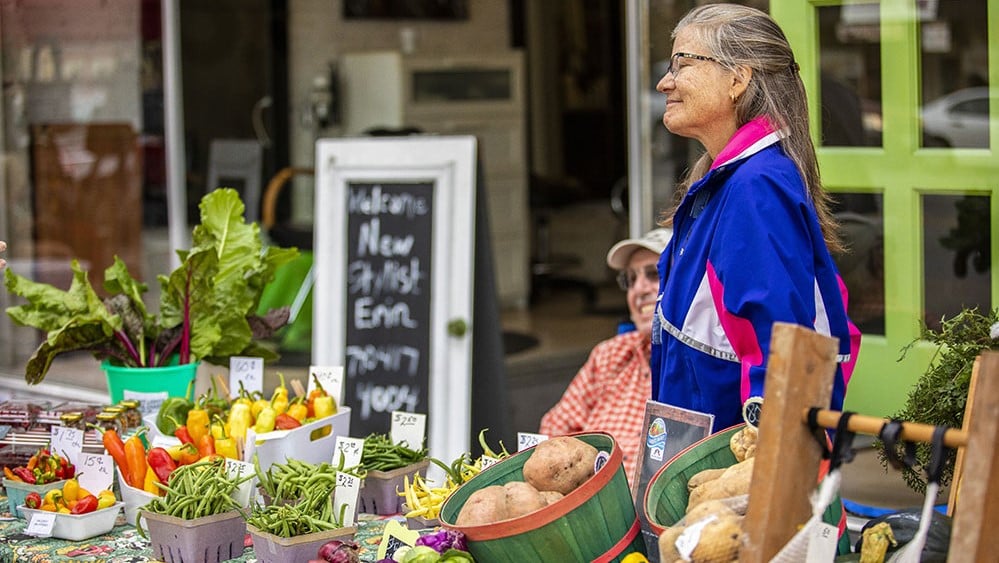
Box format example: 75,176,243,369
818,3,882,147
1,1,169,384
831,192,885,335
919,0,990,149
922,194,992,330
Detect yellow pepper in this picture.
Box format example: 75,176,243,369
312,395,336,437
97,490,116,510
40,502,56,512
286,398,308,423
210,418,230,441
44,489,63,507
186,406,210,445
62,478,80,502
251,398,270,420
254,406,277,434
144,464,162,495
57,506,71,514
213,415,239,460
270,372,289,415
228,403,252,440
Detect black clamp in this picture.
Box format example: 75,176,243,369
879,418,917,470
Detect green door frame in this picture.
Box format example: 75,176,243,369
770,0,999,416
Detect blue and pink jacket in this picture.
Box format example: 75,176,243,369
651,118,861,429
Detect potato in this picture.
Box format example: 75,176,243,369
686,458,754,513
688,514,743,563
658,525,685,562
539,490,565,505
456,485,510,526
687,468,726,492
684,499,736,525
729,426,758,462
502,481,547,519
522,436,598,495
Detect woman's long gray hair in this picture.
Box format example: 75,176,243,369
661,3,842,253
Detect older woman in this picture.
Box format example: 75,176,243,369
651,4,861,430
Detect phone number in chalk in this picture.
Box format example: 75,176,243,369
345,344,420,377
356,382,420,419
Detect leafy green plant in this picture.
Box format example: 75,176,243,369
880,306,999,493
4,188,300,384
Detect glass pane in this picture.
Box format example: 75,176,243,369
818,3,882,147
411,69,511,103
920,0,990,148
922,194,992,330
1,2,166,380
831,192,885,335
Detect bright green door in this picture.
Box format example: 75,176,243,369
770,0,998,416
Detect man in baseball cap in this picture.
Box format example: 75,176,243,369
540,228,672,482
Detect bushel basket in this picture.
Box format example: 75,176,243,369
440,432,645,563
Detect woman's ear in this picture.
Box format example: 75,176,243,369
730,65,752,102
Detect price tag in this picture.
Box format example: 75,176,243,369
78,453,114,493
516,432,548,452
806,521,839,561
309,365,345,406
334,436,365,469
50,425,84,467
480,455,500,470
333,472,361,526
25,511,57,537
123,390,170,417
225,459,256,507
390,411,426,451
229,356,264,398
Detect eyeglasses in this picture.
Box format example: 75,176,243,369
617,264,659,291
665,52,721,76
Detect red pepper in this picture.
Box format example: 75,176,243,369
274,413,302,430
25,492,42,509
146,447,178,484
71,494,99,514
174,425,195,445
12,467,36,484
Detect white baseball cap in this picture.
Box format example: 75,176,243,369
606,228,673,270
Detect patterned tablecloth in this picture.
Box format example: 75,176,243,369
0,496,398,562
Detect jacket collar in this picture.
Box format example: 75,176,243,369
710,116,784,171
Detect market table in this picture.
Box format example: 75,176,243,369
0,497,398,562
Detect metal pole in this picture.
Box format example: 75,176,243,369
624,0,653,237
162,0,188,266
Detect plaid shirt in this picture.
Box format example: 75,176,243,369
539,330,651,482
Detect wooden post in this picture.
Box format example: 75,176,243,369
947,356,979,516
948,350,999,561
741,323,838,562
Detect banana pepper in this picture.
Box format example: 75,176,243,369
228,403,252,441
270,372,289,415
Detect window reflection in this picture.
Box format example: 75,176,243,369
818,3,882,147
831,192,884,335
923,194,992,330
920,0,989,149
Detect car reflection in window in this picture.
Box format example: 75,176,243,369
921,87,992,148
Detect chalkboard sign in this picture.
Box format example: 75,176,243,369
313,136,477,463
344,181,433,436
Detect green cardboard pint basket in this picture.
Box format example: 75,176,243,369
440,432,645,563
102,355,198,404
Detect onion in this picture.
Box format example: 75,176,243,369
317,539,361,563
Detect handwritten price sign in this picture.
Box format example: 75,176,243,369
229,356,264,398
78,453,114,493
50,426,83,467
516,432,548,452
390,411,426,451
334,436,364,469
334,472,360,525
309,365,345,406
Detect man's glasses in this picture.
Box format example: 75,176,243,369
617,265,659,291
665,52,721,76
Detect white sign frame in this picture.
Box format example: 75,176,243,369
313,135,476,463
